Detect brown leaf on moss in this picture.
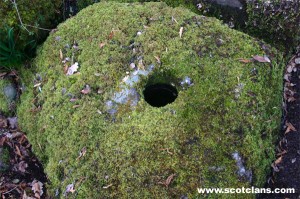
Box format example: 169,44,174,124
81,85,91,95
63,64,69,74
154,56,161,64
253,55,271,63
59,49,63,60
77,147,87,160
238,58,252,63
99,42,106,48
179,27,183,38
103,184,113,189
158,173,176,187
108,31,114,40
72,105,80,109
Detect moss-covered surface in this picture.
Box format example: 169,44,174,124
17,2,284,198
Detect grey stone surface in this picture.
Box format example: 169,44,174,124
3,84,17,101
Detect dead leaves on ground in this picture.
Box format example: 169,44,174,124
285,122,296,134
0,115,47,198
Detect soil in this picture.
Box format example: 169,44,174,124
259,52,300,199
0,115,48,199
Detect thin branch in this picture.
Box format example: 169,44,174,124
10,0,31,33
22,24,53,31
2,186,18,195
10,0,52,32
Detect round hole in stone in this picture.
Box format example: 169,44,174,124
143,83,178,107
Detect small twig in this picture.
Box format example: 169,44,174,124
10,0,52,32
22,24,53,31
2,186,18,195
10,0,30,33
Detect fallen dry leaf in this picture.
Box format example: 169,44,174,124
253,55,271,63
172,16,178,24
158,174,176,187
108,31,114,40
16,161,28,173
179,27,183,38
31,180,43,199
63,64,69,74
81,85,91,95
276,150,287,157
15,145,22,157
7,117,18,129
66,62,79,76
0,72,7,77
0,115,8,128
73,105,80,109
287,96,296,102
99,42,106,48
59,49,63,60
238,58,252,63
154,56,161,64
274,156,282,165
70,98,78,102
64,183,75,195
285,122,296,134
103,184,113,189
271,163,280,172
77,147,87,160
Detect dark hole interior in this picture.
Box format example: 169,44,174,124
143,83,178,107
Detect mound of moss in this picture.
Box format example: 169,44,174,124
18,2,284,198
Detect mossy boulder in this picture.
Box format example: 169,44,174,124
18,2,284,198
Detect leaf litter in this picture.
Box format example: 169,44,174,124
0,114,48,199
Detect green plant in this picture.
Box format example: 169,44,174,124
0,27,36,71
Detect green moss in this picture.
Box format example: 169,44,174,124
18,2,284,198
